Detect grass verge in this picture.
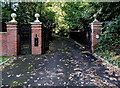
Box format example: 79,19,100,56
95,50,120,68
0,56,13,64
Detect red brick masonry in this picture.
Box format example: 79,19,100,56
91,22,102,53
0,32,7,56
0,23,18,56
31,23,42,55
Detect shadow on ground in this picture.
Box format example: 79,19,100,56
2,35,120,87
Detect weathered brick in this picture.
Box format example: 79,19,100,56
0,33,8,56
0,23,18,57
31,23,42,54
91,22,102,53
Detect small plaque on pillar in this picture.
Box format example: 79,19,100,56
34,34,39,47
96,35,99,39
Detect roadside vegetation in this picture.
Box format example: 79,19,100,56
0,57,12,64
1,2,120,67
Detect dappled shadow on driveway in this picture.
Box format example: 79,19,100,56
2,35,120,87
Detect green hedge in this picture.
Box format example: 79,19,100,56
95,16,120,67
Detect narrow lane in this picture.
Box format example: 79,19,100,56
2,35,120,87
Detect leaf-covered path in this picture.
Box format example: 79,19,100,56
2,35,120,87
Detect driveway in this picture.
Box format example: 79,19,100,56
2,35,120,87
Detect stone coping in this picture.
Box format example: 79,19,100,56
0,32,7,33
90,22,103,24
5,22,18,24
30,22,42,24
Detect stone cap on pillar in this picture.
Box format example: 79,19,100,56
90,14,103,25
6,13,17,24
30,13,42,24
93,14,99,23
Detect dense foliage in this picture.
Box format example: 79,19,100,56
94,3,120,67
1,2,56,29
1,2,14,22
95,16,120,67
1,2,120,67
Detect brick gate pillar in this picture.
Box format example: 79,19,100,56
31,13,42,55
6,13,18,56
90,14,103,53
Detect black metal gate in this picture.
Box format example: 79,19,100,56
42,27,50,54
19,24,31,55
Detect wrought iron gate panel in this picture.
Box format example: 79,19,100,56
19,24,31,55
42,28,50,53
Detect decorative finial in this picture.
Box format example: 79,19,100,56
9,13,17,23
93,14,98,22
34,13,40,22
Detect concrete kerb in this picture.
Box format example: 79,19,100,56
73,40,120,72
0,56,17,69
93,53,120,71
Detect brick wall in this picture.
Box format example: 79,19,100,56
0,32,8,56
0,23,18,57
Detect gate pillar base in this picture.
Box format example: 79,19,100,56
31,22,42,55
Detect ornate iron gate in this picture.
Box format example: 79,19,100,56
19,24,31,55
